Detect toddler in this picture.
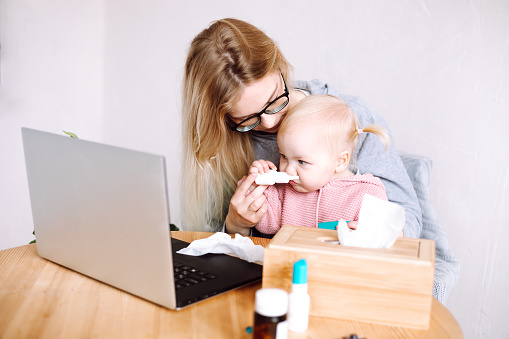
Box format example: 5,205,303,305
252,95,390,234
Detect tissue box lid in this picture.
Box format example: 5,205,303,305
268,225,434,266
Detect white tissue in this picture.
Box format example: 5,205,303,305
176,232,265,263
336,194,405,248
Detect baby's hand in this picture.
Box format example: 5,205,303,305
347,220,358,231
249,159,277,175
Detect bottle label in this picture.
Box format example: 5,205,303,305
276,320,288,339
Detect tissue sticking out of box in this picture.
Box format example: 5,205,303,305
337,194,405,248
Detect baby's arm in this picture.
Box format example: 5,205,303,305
372,184,389,201
246,159,282,234
255,185,283,234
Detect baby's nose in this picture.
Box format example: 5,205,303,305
285,165,297,176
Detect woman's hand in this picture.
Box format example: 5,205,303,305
225,173,268,235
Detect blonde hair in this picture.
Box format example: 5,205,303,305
279,95,390,164
181,18,292,231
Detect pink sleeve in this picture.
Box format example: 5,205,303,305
370,180,388,201
255,185,283,234
353,180,389,221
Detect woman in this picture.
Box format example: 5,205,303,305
181,18,422,238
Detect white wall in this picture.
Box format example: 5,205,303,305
1,1,508,338
0,0,105,247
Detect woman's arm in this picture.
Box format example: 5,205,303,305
346,95,423,238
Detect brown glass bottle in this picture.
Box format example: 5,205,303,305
253,288,288,339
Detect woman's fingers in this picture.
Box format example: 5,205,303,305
250,201,267,220
257,201,267,215
228,172,270,228
246,196,268,224
237,175,247,186
246,191,267,213
233,174,266,208
236,173,258,196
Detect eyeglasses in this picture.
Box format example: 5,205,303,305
227,73,289,132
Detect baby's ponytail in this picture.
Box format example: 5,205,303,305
355,125,390,151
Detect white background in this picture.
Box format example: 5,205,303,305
1,1,508,337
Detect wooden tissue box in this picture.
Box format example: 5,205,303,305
262,225,435,329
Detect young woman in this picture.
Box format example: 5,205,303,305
181,18,421,238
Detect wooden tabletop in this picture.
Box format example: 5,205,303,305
0,231,463,339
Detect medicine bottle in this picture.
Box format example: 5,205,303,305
288,259,310,332
253,288,288,339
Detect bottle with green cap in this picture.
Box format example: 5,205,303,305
288,259,310,332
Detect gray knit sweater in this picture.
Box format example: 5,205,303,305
251,79,422,238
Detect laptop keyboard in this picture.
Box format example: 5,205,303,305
173,261,217,290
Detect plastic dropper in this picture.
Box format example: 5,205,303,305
255,170,299,185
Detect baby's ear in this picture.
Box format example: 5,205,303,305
335,151,350,173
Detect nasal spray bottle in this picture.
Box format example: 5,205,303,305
255,170,299,185
288,259,310,332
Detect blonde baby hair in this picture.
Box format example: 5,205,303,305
278,95,390,165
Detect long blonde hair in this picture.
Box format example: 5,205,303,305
181,18,292,231
279,95,390,165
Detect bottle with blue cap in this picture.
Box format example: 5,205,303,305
288,259,310,332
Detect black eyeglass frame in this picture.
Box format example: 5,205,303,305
226,73,289,132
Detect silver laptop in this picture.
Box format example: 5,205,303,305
21,127,262,309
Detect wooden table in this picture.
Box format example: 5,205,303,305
0,232,463,338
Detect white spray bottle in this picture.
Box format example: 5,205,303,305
288,259,310,332
255,170,299,185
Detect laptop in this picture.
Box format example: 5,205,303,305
21,127,262,309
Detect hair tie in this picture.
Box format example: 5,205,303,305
357,128,364,135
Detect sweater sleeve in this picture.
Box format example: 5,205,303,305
294,79,423,239
366,179,389,202
255,185,283,234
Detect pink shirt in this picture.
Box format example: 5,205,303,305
255,173,388,234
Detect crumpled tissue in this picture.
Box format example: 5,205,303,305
337,194,405,248
176,232,265,263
